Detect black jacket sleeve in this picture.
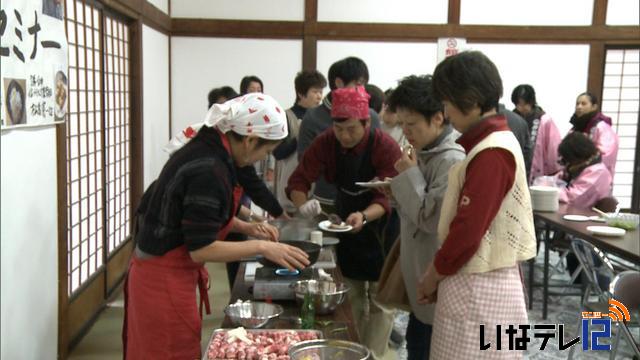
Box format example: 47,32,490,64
272,138,298,160
503,107,533,180
236,165,284,217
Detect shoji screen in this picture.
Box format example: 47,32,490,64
65,1,131,294
602,48,640,209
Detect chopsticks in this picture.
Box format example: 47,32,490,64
591,207,608,218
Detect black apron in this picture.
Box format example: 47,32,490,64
334,127,388,281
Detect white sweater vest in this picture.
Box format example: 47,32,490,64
437,131,537,274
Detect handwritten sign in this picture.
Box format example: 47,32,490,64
1,0,68,129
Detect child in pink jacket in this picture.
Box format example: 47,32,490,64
557,132,612,209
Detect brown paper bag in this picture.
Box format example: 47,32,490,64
376,237,411,311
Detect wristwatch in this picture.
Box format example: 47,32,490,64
359,211,368,225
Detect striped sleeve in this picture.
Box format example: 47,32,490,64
181,162,232,251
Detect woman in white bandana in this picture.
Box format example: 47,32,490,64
123,93,310,360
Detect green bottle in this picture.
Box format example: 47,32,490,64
301,291,315,329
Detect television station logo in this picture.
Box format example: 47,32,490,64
479,299,630,352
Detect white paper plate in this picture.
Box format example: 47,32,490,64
586,226,626,237
355,181,391,188
589,216,606,223
563,214,590,222
318,220,352,233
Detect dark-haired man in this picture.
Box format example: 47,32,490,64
288,86,401,360
297,57,381,212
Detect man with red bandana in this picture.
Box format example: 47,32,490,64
287,85,402,359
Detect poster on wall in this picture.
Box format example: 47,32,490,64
0,0,68,130
437,37,467,64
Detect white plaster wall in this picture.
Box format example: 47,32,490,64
317,41,438,93
466,43,590,136
170,37,302,136
142,25,170,188
606,0,640,25
461,0,593,25
170,0,303,20
317,41,588,137
1,127,58,359
318,0,447,24
147,0,168,15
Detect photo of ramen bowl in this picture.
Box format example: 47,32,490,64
55,71,68,120
5,79,26,125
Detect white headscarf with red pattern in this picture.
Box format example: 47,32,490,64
164,93,288,155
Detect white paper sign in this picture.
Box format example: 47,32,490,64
437,37,467,64
0,0,68,129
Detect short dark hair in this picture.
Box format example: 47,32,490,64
226,129,281,148
577,91,599,106
511,84,537,107
294,70,327,101
386,75,444,124
432,51,503,115
328,56,369,90
239,75,264,95
207,86,239,108
558,132,599,165
365,84,384,113
383,88,394,104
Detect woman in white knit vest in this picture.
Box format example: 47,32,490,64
416,51,537,359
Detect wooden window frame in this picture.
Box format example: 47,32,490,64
58,0,142,357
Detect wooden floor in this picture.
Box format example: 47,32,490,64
68,262,231,360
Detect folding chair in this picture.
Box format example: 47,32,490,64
609,270,640,359
568,238,617,359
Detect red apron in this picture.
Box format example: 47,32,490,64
123,130,242,359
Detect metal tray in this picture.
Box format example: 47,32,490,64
202,328,324,360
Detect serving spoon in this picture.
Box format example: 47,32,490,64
320,210,342,225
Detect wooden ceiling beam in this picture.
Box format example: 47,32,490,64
171,19,303,39
309,23,640,43
169,19,640,44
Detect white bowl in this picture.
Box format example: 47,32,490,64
530,186,559,212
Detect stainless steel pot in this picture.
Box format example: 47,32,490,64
288,339,370,360
269,218,317,241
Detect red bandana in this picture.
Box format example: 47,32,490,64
331,86,370,120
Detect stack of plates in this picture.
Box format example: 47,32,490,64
530,186,559,212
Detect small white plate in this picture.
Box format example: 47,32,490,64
355,181,391,188
318,220,353,233
322,237,340,246
589,216,606,223
586,226,626,237
563,214,590,222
